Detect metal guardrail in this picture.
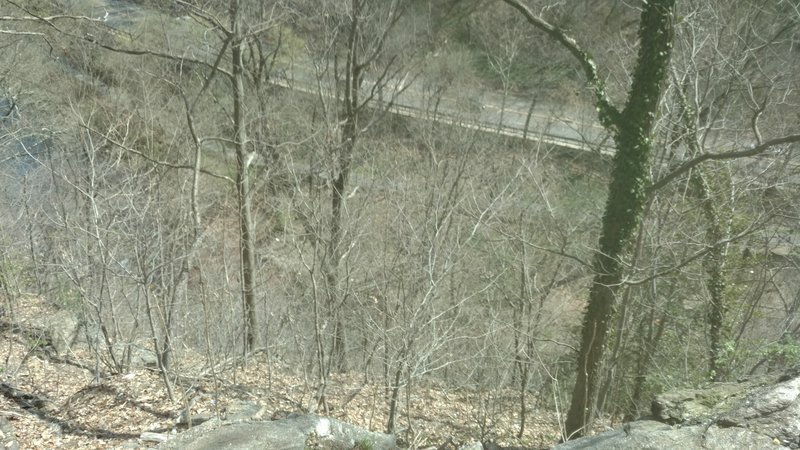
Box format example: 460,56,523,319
271,72,615,156
384,100,615,155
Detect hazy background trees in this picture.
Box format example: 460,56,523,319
0,0,799,445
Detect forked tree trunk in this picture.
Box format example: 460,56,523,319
563,0,675,438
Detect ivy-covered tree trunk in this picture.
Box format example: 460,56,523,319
673,77,730,382
563,0,675,438
692,169,728,381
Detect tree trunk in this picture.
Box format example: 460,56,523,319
327,162,349,372
693,170,727,381
564,0,675,438
386,359,404,434
231,0,257,353
625,299,667,421
325,0,363,372
673,75,730,382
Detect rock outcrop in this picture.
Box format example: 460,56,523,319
155,412,397,450
0,417,19,450
556,367,800,449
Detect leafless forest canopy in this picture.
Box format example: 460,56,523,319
0,0,798,441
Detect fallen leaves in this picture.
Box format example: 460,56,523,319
0,297,560,449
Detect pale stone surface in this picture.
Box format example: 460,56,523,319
156,413,396,450
556,367,800,450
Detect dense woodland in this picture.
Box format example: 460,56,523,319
0,0,799,445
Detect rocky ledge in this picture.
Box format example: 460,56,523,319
154,412,396,450
556,367,800,450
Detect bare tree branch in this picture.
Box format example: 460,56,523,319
0,29,43,36
88,40,234,80
622,222,764,287
499,0,621,129
79,123,234,184
648,133,800,194
175,0,230,37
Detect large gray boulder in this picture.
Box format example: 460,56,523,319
156,413,396,450
44,310,80,355
555,368,800,450
554,419,785,450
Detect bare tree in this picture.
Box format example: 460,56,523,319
286,0,415,411
61,0,287,354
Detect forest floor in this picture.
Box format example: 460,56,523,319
0,297,561,449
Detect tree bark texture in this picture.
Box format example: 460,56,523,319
693,170,727,381
564,0,675,438
325,7,361,372
672,74,729,382
231,0,257,352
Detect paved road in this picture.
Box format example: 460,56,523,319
276,61,613,154
89,0,614,155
